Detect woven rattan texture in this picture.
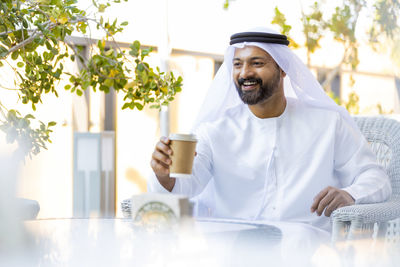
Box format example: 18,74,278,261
332,116,400,224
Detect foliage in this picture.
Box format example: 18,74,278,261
270,0,399,115
68,40,182,111
299,1,326,66
327,91,360,115
272,0,357,71
272,0,399,86
369,0,400,42
344,91,360,115
223,0,234,10
376,103,393,114
271,7,299,49
0,0,183,158
327,91,341,106
0,107,54,157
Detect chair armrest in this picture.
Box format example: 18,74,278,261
16,198,40,220
331,198,400,224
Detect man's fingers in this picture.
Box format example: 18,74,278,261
311,187,329,212
323,198,341,217
152,157,170,169
160,136,171,146
150,159,170,176
324,194,352,217
311,187,356,217
152,150,171,166
156,140,172,156
150,137,173,179
324,191,355,216
316,191,336,216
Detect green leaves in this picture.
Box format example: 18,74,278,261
223,0,233,10
0,0,183,158
120,41,182,111
301,2,325,54
11,51,19,60
272,0,381,70
328,5,355,43
129,41,140,57
324,1,365,70
98,4,108,13
369,0,400,43
67,38,183,112
0,46,8,58
0,0,82,157
0,108,56,158
271,7,300,49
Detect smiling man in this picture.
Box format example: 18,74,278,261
233,45,286,118
149,27,392,231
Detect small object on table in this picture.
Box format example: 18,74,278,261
129,193,192,231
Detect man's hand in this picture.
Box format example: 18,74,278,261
311,186,355,217
150,136,175,191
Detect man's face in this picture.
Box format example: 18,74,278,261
232,46,282,105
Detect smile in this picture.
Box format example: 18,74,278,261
241,81,259,91
243,81,257,86
238,78,262,91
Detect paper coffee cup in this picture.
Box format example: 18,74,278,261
169,134,197,178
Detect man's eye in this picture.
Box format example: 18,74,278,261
253,62,264,66
233,62,242,67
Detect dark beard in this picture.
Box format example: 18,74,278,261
235,70,281,105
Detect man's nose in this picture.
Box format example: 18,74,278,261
240,63,253,78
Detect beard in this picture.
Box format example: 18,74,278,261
234,69,281,105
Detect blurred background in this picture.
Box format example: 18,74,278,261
1,0,399,219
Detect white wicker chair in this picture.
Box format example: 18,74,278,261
331,116,400,242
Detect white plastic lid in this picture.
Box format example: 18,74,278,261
169,133,197,142
170,173,192,178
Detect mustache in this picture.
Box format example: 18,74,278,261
238,78,262,86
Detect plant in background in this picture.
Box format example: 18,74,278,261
327,90,360,115
271,7,300,50
270,0,399,114
344,91,360,115
376,103,393,114
223,0,234,9
272,0,400,89
0,0,182,158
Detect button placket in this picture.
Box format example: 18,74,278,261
256,122,279,219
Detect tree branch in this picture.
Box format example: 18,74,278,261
4,29,40,57
321,2,362,91
0,30,19,37
1,17,88,59
85,17,124,55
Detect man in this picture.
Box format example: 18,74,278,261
149,27,391,231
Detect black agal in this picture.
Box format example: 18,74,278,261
230,32,289,46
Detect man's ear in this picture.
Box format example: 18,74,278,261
281,69,286,77
277,65,286,77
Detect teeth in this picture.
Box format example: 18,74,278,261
243,81,257,86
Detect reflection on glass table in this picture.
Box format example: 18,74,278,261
1,217,399,267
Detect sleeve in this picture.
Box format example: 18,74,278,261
147,124,214,198
334,114,392,204
147,171,172,194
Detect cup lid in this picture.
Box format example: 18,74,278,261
169,133,197,142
